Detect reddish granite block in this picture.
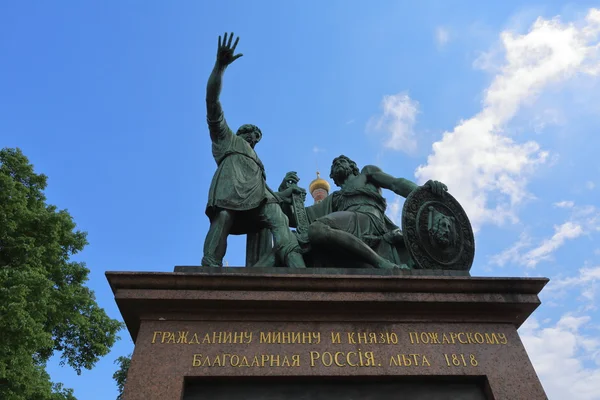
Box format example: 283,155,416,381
106,268,548,400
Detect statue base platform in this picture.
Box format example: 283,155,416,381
106,267,548,400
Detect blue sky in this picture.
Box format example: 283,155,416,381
2,1,600,399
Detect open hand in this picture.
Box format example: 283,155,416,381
423,180,448,196
216,32,243,68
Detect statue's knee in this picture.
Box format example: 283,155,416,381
264,205,289,229
273,205,289,223
279,212,289,227
216,209,233,223
308,222,328,241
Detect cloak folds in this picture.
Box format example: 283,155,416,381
206,114,277,235
205,112,282,266
248,190,412,268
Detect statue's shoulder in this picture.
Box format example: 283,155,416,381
360,165,382,174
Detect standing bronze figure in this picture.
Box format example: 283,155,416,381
202,33,305,268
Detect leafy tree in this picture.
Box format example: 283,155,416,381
113,354,131,400
0,148,123,400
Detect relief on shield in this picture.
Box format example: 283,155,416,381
419,203,460,264
402,187,474,271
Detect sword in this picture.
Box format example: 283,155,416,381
291,190,309,241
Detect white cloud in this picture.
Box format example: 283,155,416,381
435,26,450,47
415,9,600,231
573,204,600,232
587,180,596,190
547,265,600,304
554,200,575,208
491,204,600,268
522,221,584,267
520,315,600,400
531,108,565,133
312,146,325,153
367,92,419,153
386,195,403,224
489,232,532,267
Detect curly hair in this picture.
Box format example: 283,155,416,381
330,155,360,186
236,124,262,141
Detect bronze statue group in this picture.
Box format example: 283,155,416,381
202,33,451,270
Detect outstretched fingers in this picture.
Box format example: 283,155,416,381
215,32,243,66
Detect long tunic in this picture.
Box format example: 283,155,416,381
306,187,393,237
305,167,399,237
205,112,276,234
302,170,410,267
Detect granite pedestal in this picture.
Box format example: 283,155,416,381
106,267,548,400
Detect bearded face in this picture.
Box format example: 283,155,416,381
429,214,455,248
236,124,262,149
332,163,352,182
240,131,261,148
435,217,451,245
330,158,356,186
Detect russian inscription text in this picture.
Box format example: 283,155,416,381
149,328,506,370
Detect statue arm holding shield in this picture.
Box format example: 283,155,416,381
364,165,447,197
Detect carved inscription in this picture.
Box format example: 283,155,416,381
151,331,253,344
309,350,377,367
389,354,431,367
193,353,300,368
408,331,508,345
335,332,399,344
149,329,508,369
260,331,321,344
444,353,478,367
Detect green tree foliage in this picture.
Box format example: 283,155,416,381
112,354,131,400
0,148,123,399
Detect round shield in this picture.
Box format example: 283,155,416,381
402,186,475,270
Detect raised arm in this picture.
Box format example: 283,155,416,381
206,33,243,141
206,64,225,121
364,165,447,198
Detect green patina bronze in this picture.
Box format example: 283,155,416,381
201,33,474,271
272,156,449,270
201,33,305,268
